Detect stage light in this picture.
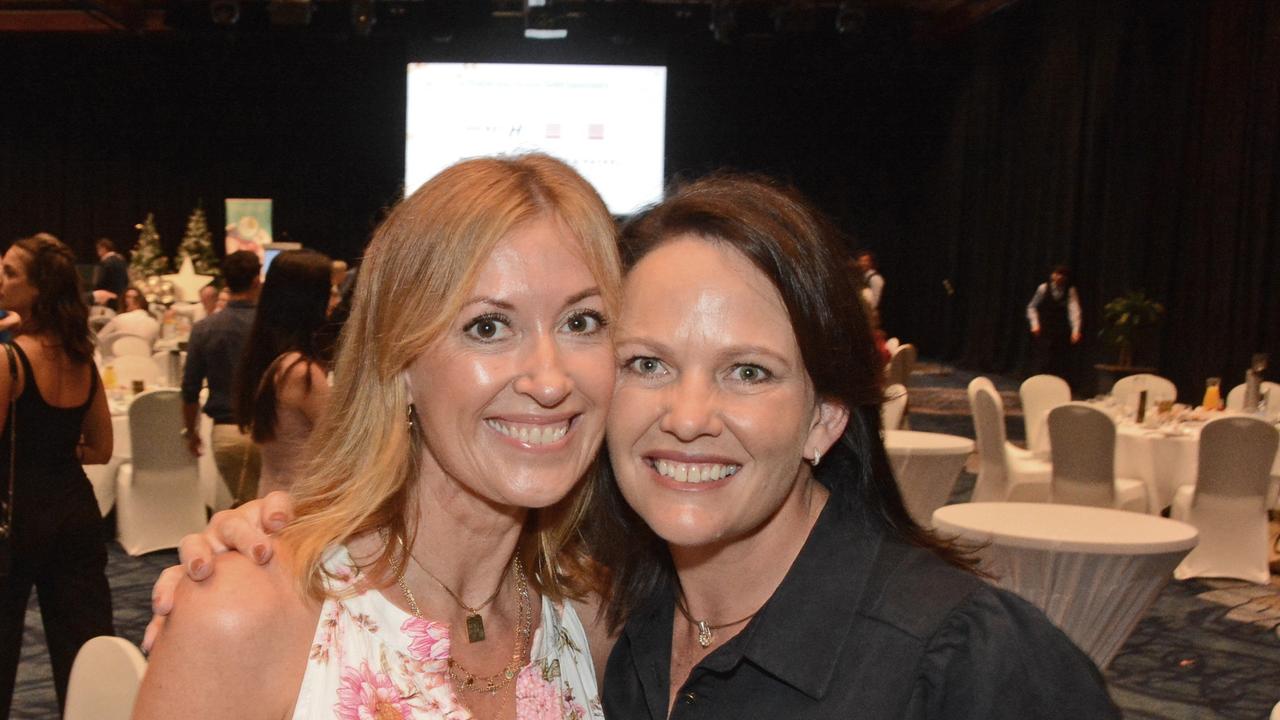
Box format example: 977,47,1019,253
209,0,240,26
351,0,375,35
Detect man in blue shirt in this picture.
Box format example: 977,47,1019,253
181,251,261,504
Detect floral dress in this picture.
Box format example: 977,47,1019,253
291,546,604,720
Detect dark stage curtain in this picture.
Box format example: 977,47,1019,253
908,0,1280,398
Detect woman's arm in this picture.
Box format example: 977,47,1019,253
78,371,112,464
133,550,314,719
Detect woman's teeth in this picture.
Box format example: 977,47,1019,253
652,459,740,484
485,419,569,445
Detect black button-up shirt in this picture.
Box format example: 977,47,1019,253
181,299,256,424
604,494,1120,719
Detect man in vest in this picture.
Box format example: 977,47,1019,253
1026,265,1082,384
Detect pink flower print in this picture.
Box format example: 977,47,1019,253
334,662,412,720
515,667,562,720
402,616,450,663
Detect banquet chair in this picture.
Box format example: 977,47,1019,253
1019,374,1071,458
884,343,918,388
108,355,161,391
1226,381,1280,420
63,635,147,720
115,389,208,556
882,383,907,431
1171,415,1278,583
967,377,1051,503
1111,373,1177,410
1047,403,1149,513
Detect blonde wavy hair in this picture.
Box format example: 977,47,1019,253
283,153,621,602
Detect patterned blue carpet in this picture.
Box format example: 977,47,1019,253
10,363,1280,718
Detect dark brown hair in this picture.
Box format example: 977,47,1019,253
12,234,94,364
234,249,332,442
592,173,979,631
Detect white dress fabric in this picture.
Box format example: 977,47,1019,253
292,546,604,720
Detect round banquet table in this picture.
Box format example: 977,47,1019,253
931,502,1198,669
1113,417,1280,511
883,430,974,527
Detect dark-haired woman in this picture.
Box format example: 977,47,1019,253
0,234,114,716
234,249,333,499
155,175,1119,718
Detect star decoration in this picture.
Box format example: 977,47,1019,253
162,255,215,304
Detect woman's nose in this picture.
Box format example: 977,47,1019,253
513,332,573,407
659,377,723,441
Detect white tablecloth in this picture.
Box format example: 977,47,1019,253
932,502,1197,668
884,430,973,527
1114,418,1280,511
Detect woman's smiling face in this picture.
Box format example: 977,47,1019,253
406,214,616,510
606,235,845,549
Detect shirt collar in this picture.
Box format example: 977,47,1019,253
735,493,881,699
227,299,256,309
620,485,884,706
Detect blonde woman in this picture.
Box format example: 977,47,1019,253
135,154,621,720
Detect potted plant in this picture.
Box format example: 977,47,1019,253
1099,291,1165,368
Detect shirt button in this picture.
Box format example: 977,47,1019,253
683,691,696,704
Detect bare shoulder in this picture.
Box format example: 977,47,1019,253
133,545,319,719
275,352,327,397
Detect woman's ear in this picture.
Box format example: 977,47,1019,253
806,398,849,463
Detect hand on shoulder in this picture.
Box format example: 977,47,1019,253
134,545,317,719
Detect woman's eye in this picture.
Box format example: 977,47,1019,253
562,310,607,335
463,314,512,342
625,356,668,377
729,364,772,383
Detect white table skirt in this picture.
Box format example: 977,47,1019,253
932,502,1197,668
884,430,973,527
1114,420,1280,511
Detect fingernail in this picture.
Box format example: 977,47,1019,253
189,558,205,576
252,544,268,563
267,513,288,530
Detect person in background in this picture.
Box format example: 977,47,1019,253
98,285,160,349
1026,264,1082,384
854,248,884,310
0,234,113,718
181,251,262,505
214,287,230,313
169,283,221,327
91,238,129,310
234,250,333,498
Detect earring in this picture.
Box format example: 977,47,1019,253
406,403,418,433
810,448,821,467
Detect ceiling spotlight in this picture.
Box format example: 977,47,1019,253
835,0,867,36
351,0,376,35
209,0,241,26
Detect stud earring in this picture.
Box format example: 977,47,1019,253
810,448,821,467
406,403,418,433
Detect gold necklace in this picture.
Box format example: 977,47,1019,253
396,535,505,643
675,590,759,649
388,548,532,696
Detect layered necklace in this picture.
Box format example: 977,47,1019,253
389,536,533,697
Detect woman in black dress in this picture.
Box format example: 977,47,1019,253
0,233,114,716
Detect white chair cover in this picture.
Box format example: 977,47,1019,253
967,377,1051,503
115,389,208,556
1020,374,1071,457
882,383,907,431
1171,415,1278,583
1226,380,1280,420
884,343,918,388
151,349,185,388
1048,403,1148,512
107,333,153,359
108,355,160,391
63,635,147,720
1111,373,1177,409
